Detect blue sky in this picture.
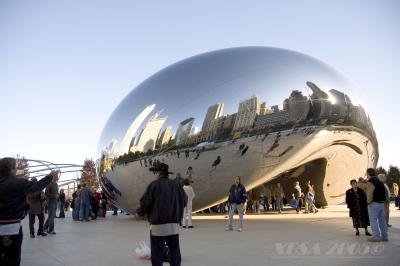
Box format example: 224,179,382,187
1,0,399,176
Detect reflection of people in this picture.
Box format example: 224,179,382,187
175,173,184,186
241,146,249,156
226,176,247,232
209,156,221,175
136,163,187,266
186,167,193,181
0,157,59,266
211,156,221,169
100,176,122,199
345,179,371,236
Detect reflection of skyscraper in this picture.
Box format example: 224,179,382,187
271,105,280,113
287,90,310,121
175,118,194,145
329,89,351,117
329,89,351,103
190,127,200,135
349,105,367,125
306,81,332,118
119,104,156,155
103,139,117,158
156,126,172,148
233,96,261,131
201,103,224,131
133,114,167,152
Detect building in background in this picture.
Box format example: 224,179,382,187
156,126,172,149
201,103,224,132
119,104,156,155
175,117,195,145
233,96,261,131
286,90,310,122
131,114,167,152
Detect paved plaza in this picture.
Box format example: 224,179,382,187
21,205,400,266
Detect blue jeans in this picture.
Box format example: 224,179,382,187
72,201,80,220
368,202,388,239
59,201,65,218
79,201,91,221
227,203,244,230
44,200,57,232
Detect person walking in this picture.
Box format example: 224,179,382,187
393,183,399,208
226,176,247,232
378,174,392,227
293,181,303,214
345,179,371,236
0,157,59,266
186,167,193,182
26,180,47,238
79,183,92,222
44,176,59,234
366,168,388,242
91,189,101,220
26,177,47,238
58,189,65,218
136,163,187,266
100,192,108,218
264,184,272,211
304,180,318,214
182,179,195,228
71,185,81,221
273,183,285,213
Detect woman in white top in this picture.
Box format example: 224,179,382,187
182,178,195,228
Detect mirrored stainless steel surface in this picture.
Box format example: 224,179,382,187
97,47,378,213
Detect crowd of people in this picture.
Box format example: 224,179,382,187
345,168,397,242
1,154,400,266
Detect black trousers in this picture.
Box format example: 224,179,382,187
0,227,23,266
150,233,181,266
29,213,45,235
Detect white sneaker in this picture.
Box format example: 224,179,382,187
225,227,233,231
238,228,243,232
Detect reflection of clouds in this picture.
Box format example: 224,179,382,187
119,104,155,155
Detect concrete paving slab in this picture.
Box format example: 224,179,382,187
21,205,400,266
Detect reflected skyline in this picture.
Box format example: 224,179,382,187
101,80,375,162
97,47,378,213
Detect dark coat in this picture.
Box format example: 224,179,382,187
345,188,368,219
27,191,44,215
228,183,247,204
0,174,53,220
137,176,187,225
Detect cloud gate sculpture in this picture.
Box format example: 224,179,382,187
97,47,378,213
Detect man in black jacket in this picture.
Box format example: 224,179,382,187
0,157,59,266
136,163,187,266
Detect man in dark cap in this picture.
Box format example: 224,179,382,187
136,163,187,266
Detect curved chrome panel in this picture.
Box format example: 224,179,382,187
97,47,378,213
